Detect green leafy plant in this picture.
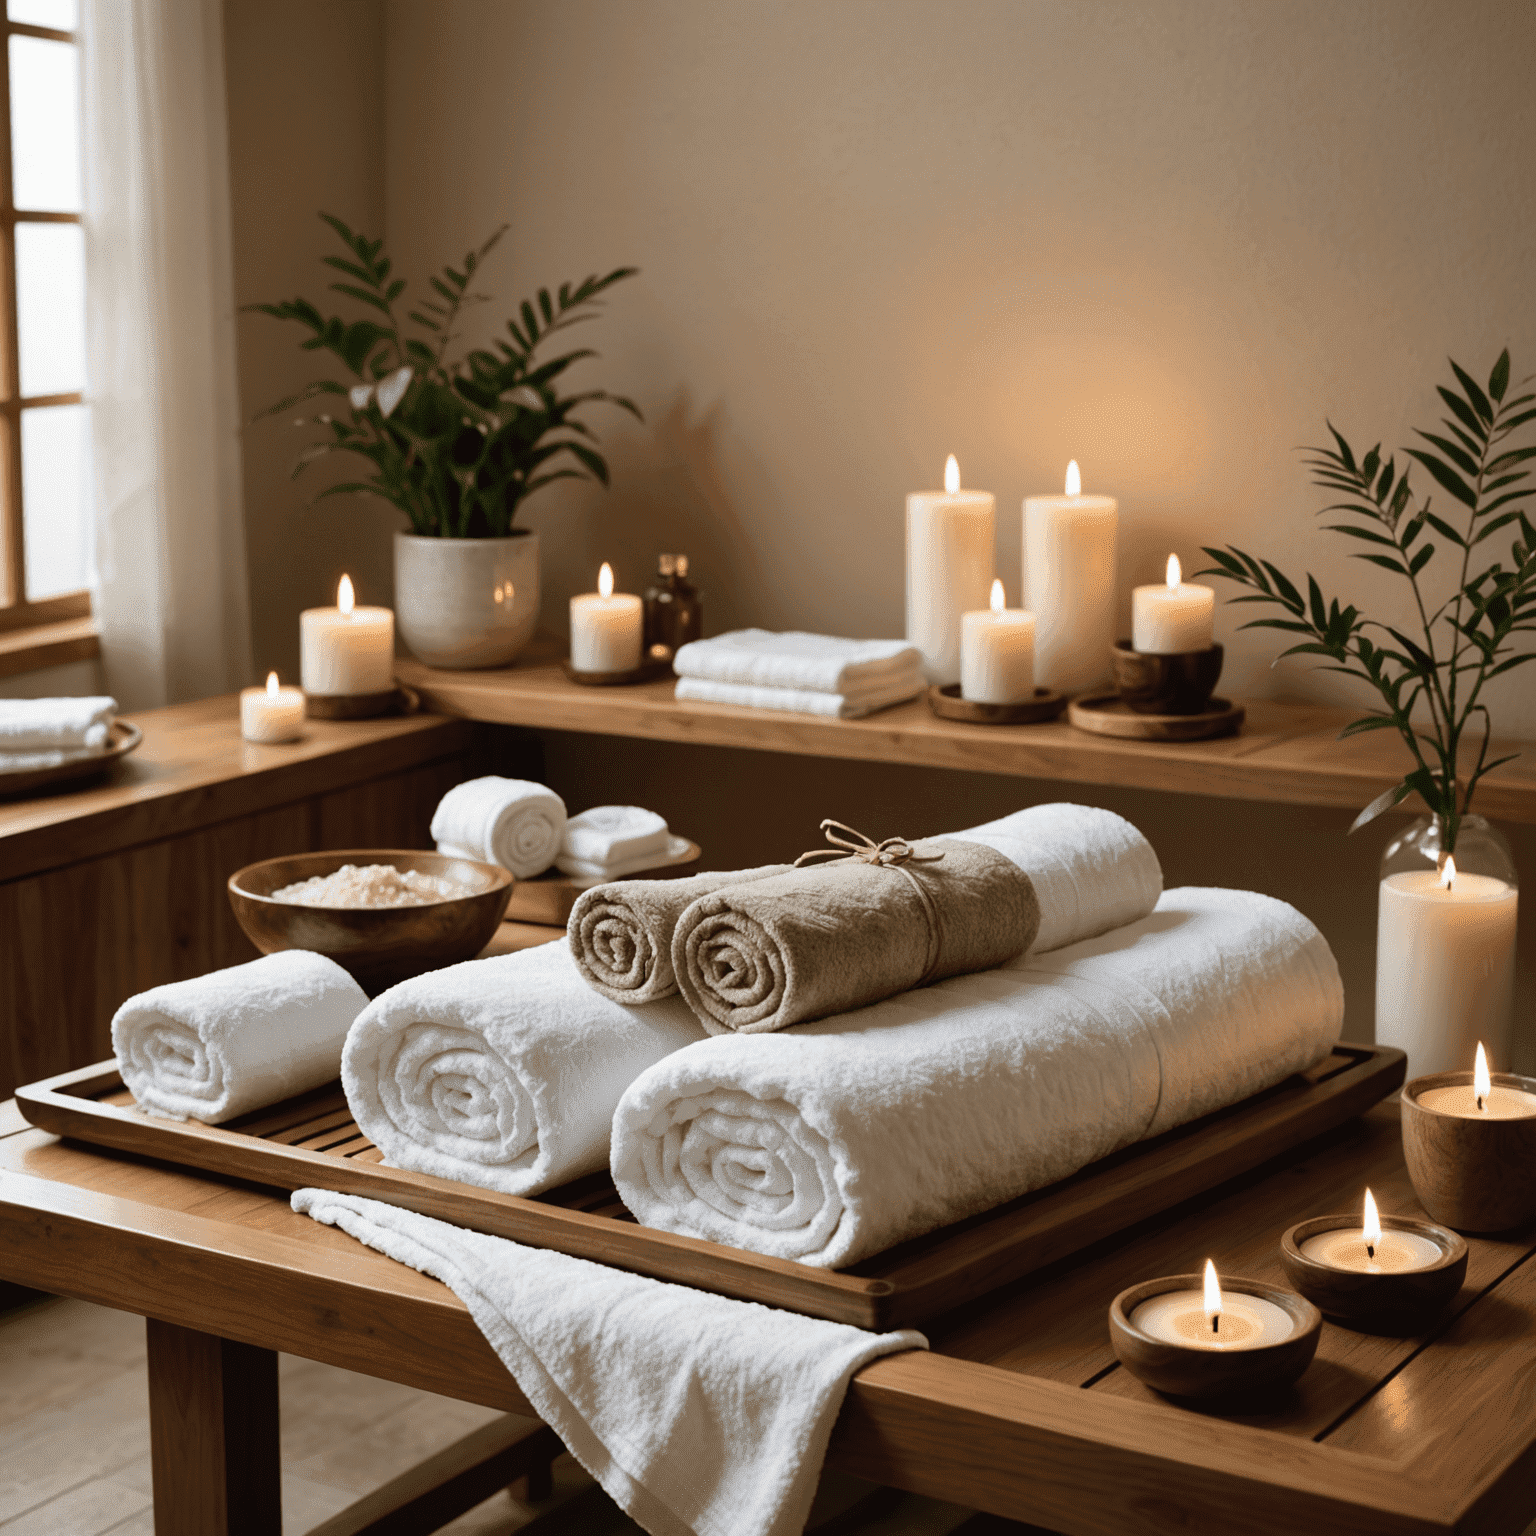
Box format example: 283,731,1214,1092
247,215,641,537
1197,350,1536,852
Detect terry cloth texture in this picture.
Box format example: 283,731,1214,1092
0,695,116,753
672,629,922,694
431,776,567,880
112,950,367,1123
293,1187,924,1536
672,838,1040,1034
674,673,924,719
613,887,1344,1267
341,942,705,1195
555,804,671,878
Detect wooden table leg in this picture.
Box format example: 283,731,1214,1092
146,1317,281,1536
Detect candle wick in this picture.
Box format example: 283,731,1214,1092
1477,1095,1486,1112
1366,1243,1375,1260
1210,1315,1218,1335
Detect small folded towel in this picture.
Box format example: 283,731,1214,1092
673,833,1039,1034
0,696,117,754
293,1189,924,1536
569,863,796,1004
431,776,567,880
674,673,925,719
555,805,670,879
112,951,367,1123
341,942,705,1195
556,835,696,885
672,629,923,695
613,887,1344,1267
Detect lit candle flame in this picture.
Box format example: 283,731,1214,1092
1202,1258,1222,1335
265,671,279,698
598,562,614,599
1166,553,1182,589
1440,853,1457,890
1064,460,1081,496
1475,1041,1491,1111
990,578,1005,614
944,455,960,494
1362,1188,1381,1260
337,574,355,617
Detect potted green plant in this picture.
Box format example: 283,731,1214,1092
250,215,641,668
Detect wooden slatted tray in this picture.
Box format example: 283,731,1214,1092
15,1043,1403,1329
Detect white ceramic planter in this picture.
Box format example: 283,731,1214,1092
394,530,540,669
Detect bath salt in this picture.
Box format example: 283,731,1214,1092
272,863,469,909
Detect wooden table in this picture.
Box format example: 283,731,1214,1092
3,1086,1533,1536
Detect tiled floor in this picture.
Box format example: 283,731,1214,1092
0,1294,1006,1536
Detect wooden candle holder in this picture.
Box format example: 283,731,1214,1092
1111,639,1223,715
1108,1275,1320,1400
1401,1071,1536,1232
305,684,418,720
925,684,1067,725
561,659,674,687
1279,1215,1467,1332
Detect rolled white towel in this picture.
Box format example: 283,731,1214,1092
612,888,1343,1268
112,951,367,1123
342,942,705,1195
430,776,567,880
0,695,117,753
674,673,925,719
673,630,923,694
555,805,670,879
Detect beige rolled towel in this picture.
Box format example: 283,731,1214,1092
672,828,1040,1034
569,864,793,1004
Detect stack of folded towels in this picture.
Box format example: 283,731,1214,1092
673,630,926,718
0,695,118,771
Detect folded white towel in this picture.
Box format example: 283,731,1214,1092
342,943,705,1195
558,834,695,885
293,1189,924,1536
673,630,923,695
613,887,1343,1268
112,951,367,1123
555,805,670,879
675,672,925,719
0,695,117,753
951,802,1165,953
431,776,567,880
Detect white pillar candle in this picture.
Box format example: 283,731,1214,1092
1023,460,1118,694
570,562,643,673
240,672,305,743
1130,1263,1294,1351
907,455,996,685
300,576,396,695
1132,554,1216,654
1416,1042,1536,1118
1376,858,1517,1076
1298,1190,1442,1273
961,579,1036,703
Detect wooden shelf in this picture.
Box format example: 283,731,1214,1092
395,654,1536,826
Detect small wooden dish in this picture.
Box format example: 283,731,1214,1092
228,849,513,995
1069,693,1244,741
926,684,1067,725
561,659,674,687
0,720,143,800
504,838,703,926
1109,1275,1321,1400
1279,1215,1467,1331
1401,1071,1536,1232
1111,639,1224,714
305,684,420,720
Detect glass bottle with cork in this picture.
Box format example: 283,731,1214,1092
643,554,703,664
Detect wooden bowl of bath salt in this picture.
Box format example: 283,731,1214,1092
228,849,513,994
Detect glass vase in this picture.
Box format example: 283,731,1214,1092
1376,814,1519,1077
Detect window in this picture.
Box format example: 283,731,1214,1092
0,0,87,633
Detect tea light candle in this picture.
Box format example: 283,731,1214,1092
1129,1261,1295,1351
1416,1044,1536,1119
240,672,305,743
570,563,643,673
907,456,996,685
300,575,395,695
960,580,1036,703
1296,1190,1441,1274
1023,460,1117,694
1132,554,1216,654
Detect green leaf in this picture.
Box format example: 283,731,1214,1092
1415,430,1480,478
1196,547,1250,578
1354,553,1411,575
1259,561,1305,612
1327,421,1358,473
1451,359,1494,423
1437,386,1484,437
1404,449,1478,508
1338,715,1401,739
1324,524,1397,545
1236,618,1316,634
1409,542,1435,575
1473,511,1526,544
1486,652,1536,678
1486,446,1536,476
1306,574,1328,630
1490,349,1511,403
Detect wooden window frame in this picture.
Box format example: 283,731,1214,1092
0,11,89,636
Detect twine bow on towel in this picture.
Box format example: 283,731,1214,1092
794,820,946,870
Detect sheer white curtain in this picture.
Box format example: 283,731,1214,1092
81,0,251,709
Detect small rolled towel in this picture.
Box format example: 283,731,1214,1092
569,863,796,1005
555,805,671,879
613,887,1344,1268
673,828,1040,1034
672,630,923,694
430,776,567,880
112,951,367,1123
0,695,117,753
342,942,705,1195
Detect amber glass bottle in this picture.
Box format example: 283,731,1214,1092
643,554,703,661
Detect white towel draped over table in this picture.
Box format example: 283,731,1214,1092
112,951,367,1123
431,776,567,880
612,888,1344,1268
342,943,705,1195
293,1188,924,1536
0,695,117,754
